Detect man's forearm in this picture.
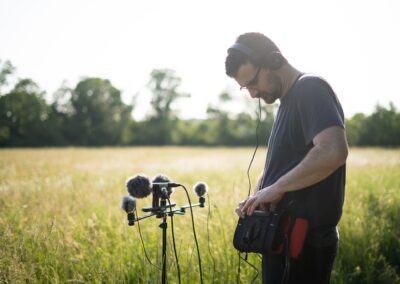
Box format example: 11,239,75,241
254,172,264,193
241,124,348,216
274,142,346,195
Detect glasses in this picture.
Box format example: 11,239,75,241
240,67,261,91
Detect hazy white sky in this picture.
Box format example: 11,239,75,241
0,0,399,119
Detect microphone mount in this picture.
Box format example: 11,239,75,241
122,176,207,284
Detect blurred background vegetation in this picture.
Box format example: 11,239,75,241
1,59,399,148
1,148,399,283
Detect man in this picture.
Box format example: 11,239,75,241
225,32,348,283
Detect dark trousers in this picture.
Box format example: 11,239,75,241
262,241,338,284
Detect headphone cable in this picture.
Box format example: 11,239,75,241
246,98,262,197
240,253,260,283
237,98,263,283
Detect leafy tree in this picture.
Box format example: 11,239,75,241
360,103,400,146
0,60,15,94
61,78,133,145
346,113,366,146
346,103,400,146
144,69,189,145
148,69,189,120
0,79,51,146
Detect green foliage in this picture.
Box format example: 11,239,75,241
142,69,190,145
346,103,400,146
66,78,133,146
1,59,400,147
148,69,190,121
333,152,400,283
346,113,366,146
0,60,16,93
0,79,52,146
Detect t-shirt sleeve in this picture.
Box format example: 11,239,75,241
295,77,345,146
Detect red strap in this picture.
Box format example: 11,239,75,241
290,218,309,258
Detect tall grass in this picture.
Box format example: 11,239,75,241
0,147,399,283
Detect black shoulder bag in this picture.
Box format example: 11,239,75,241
233,209,289,254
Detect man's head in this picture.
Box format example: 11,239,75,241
225,32,288,104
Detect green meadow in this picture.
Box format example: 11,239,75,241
1,147,399,283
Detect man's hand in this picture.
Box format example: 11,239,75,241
240,185,284,216
235,198,248,218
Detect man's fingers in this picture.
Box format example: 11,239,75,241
235,207,245,218
240,199,251,214
238,198,249,208
241,197,257,216
247,199,260,216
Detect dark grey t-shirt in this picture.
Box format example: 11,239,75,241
262,74,346,235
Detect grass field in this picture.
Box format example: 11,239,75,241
0,147,399,283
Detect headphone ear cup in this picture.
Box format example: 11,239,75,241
265,52,285,70
228,42,285,70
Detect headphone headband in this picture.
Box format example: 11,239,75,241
228,42,285,70
228,43,260,62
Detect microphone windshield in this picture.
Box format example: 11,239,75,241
126,174,152,198
193,182,208,197
152,174,173,195
152,174,171,183
121,196,136,212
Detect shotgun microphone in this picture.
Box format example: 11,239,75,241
121,196,136,226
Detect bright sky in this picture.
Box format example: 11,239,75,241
0,0,399,120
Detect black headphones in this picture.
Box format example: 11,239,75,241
228,42,286,70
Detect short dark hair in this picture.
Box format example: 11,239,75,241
225,32,285,77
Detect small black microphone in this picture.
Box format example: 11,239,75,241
126,174,152,198
193,182,208,197
121,196,136,226
193,182,208,207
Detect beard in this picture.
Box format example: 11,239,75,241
258,90,281,104
257,73,282,104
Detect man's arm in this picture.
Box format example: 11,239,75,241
241,126,348,216
254,172,264,193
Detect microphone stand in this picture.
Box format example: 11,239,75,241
131,193,204,284
160,199,168,284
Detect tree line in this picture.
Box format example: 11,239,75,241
0,59,399,147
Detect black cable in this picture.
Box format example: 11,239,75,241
246,98,262,197
166,197,181,284
237,251,241,284
206,194,216,283
239,254,259,284
179,185,204,284
134,207,161,271
238,98,263,282
237,252,260,284
281,235,291,284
